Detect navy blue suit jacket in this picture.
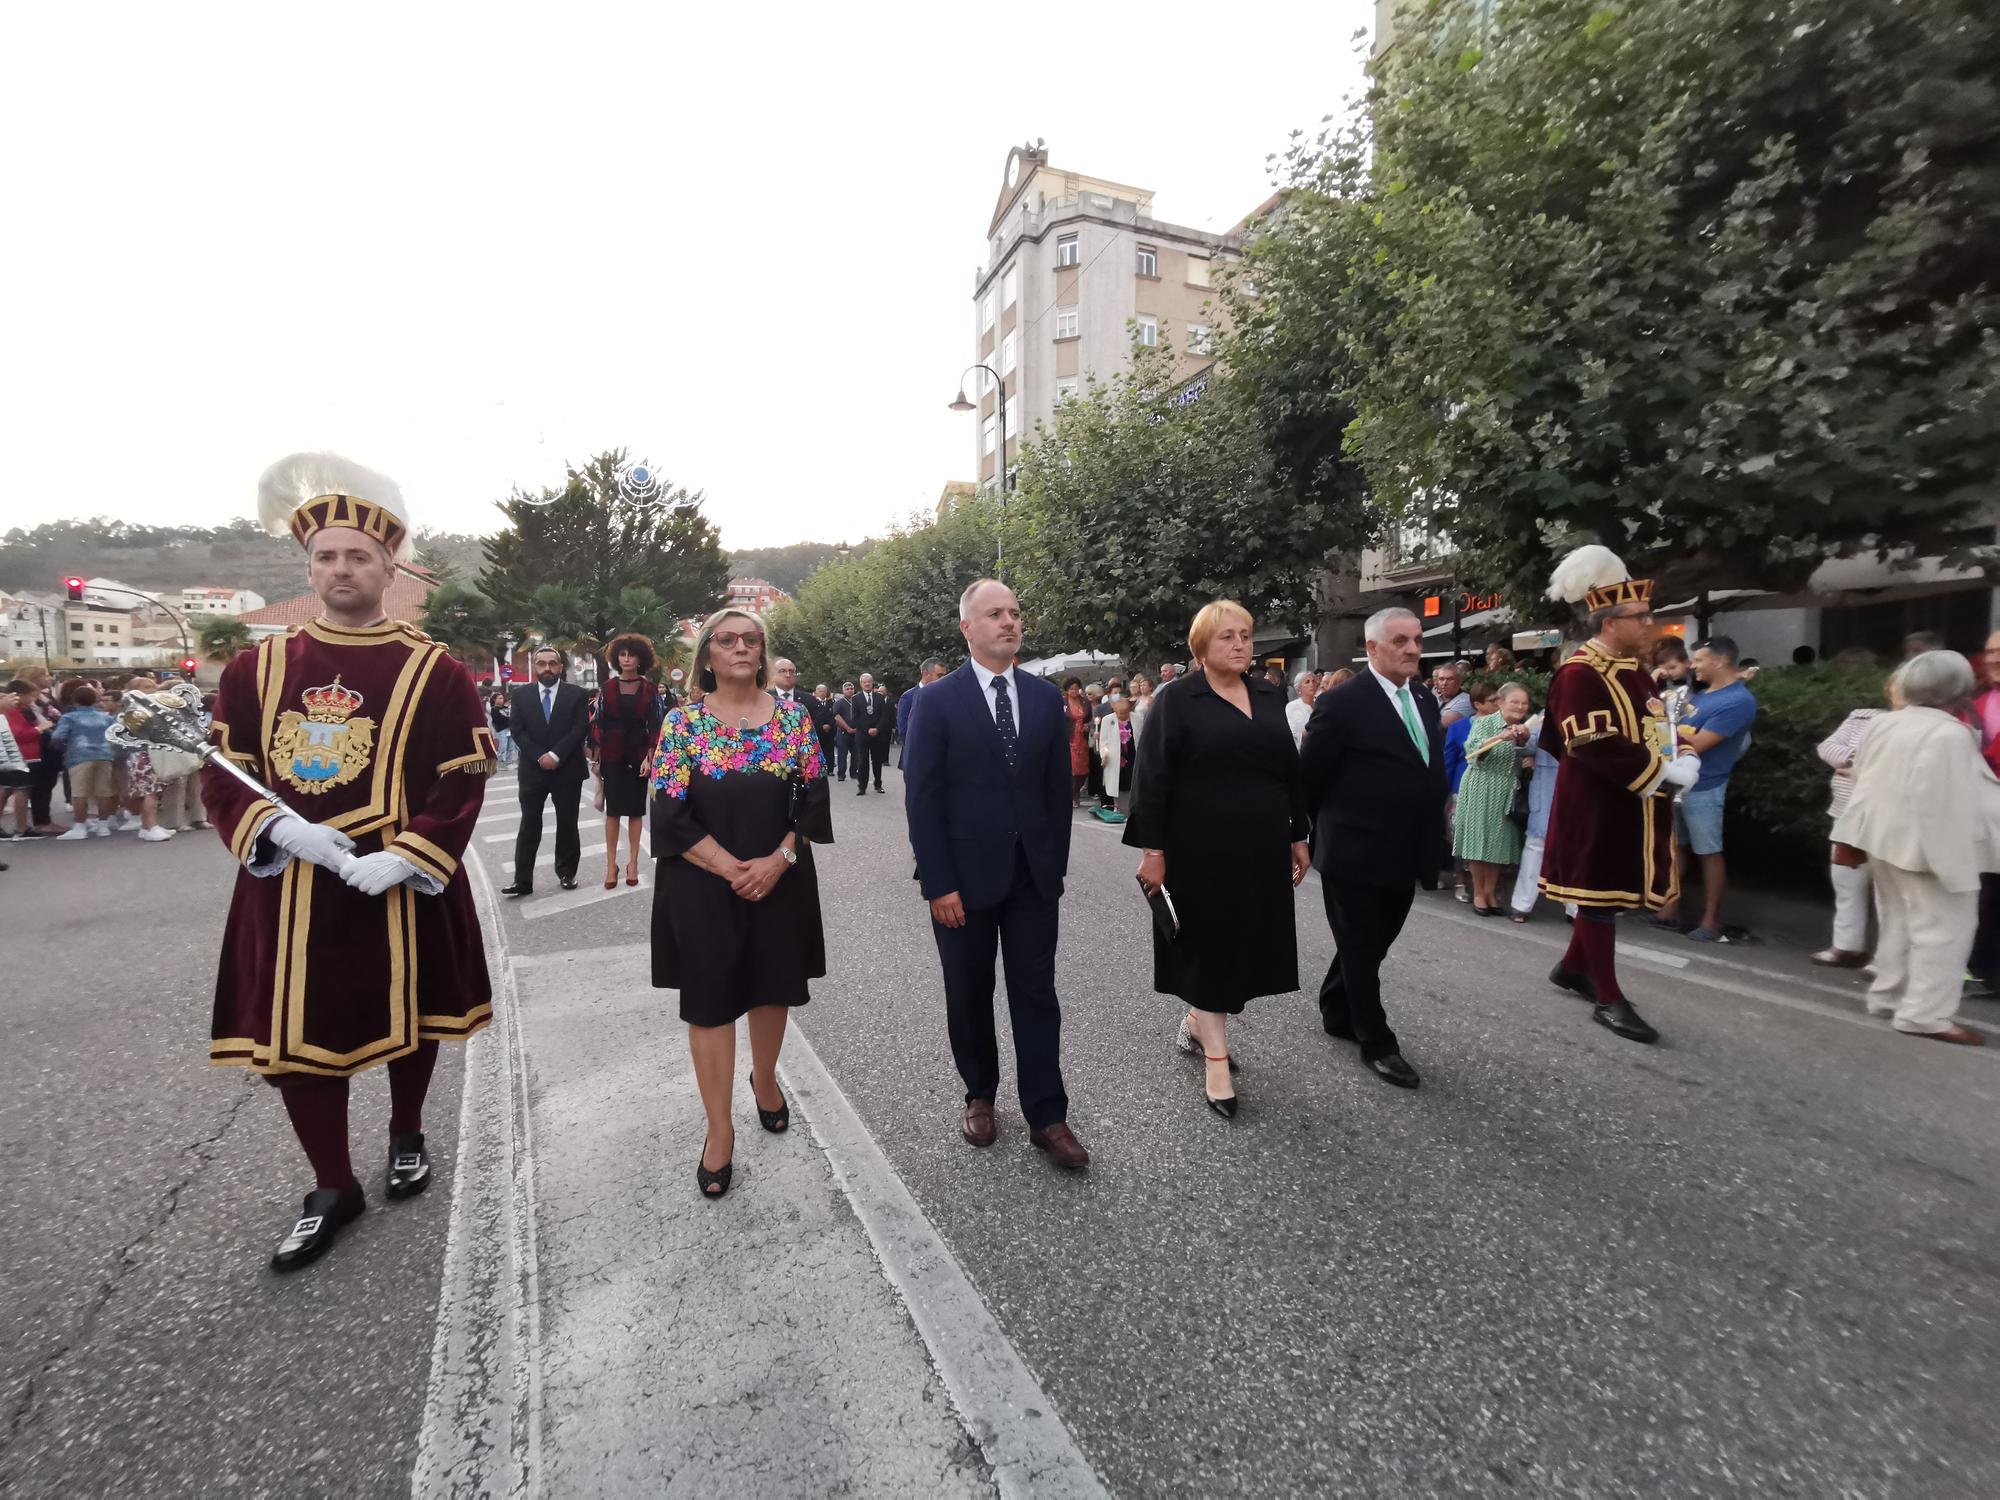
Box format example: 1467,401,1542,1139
903,662,1072,910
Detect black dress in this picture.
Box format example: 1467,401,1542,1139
649,700,833,1025
1122,670,1308,1014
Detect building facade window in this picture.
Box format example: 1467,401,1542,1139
1054,306,1078,339
1002,263,1019,308
1000,329,1018,375
982,416,996,455
1055,377,1080,405
1056,233,1080,267
1134,314,1158,348
1187,323,1213,355
1186,254,1211,287
1136,245,1157,277
980,292,995,332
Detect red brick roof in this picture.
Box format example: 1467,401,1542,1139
238,568,437,628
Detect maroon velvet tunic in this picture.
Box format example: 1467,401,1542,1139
202,619,497,1076
1539,640,1680,912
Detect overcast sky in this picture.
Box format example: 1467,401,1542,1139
4,2,1372,550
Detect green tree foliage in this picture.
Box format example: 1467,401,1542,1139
419,581,505,662
195,613,253,663
1010,343,1351,668
1333,0,2000,602
479,450,730,662
768,500,1000,689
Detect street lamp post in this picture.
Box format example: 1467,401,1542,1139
948,363,1009,574
66,582,194,671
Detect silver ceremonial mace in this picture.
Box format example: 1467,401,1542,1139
107,679,314,829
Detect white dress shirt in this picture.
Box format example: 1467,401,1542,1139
968,659,1018,725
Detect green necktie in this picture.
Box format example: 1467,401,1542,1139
1397,684,1429,763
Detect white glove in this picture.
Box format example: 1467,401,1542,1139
264,815,356,872
342,851,421,896
1660,753,1703,790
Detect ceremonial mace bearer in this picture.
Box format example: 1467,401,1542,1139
1538,545,1701,1044
202,453,498,1272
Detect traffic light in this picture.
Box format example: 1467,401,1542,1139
65,575,84,601
181,657,199,675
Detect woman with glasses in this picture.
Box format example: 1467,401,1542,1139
649,611,832,1199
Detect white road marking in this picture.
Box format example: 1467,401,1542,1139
781,1026,1108,1497
518,881,648,920
501,837,648,874
412,847,547,1497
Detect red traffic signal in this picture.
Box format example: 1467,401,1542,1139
181,658,199,675
65,575,85,601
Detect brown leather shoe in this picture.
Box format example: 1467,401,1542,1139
961,1098,996,1147
1028,1122,1090,1169
1904,1023,1987,1047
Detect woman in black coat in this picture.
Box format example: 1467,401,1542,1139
1125,600,1311,1118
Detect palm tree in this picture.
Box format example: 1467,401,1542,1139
197,614,254,663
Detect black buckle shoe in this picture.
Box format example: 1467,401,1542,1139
500,882,533,897
1593,999,1660,1044
271,1183,365,1272
1549,964,1598,1002
387,1132,431,1199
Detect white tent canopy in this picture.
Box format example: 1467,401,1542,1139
1018,650,1120,678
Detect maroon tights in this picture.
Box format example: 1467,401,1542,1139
1560,909,1625,1005
273,1041,440,1190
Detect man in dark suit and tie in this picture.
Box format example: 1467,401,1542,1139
897,658,948,769
904,580,1088,1168
805,682,839,770
502,645,590,896
845,672,891,795
1299,606,1449,1089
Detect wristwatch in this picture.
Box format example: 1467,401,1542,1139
779,844,797,867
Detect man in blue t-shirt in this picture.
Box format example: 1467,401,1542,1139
1656,635,1757,941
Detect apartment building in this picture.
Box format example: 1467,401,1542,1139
968,141,1248,487
178,585,266,616
723,578,788,618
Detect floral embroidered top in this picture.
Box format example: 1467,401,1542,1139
647,698,834,863
650,699,826,800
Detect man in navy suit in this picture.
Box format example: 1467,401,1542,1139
896,657,948,768
903,580,1088,1168
1299,607,1449,1089
502,646,591,896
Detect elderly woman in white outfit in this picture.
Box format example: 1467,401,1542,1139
1831,651,2000,1047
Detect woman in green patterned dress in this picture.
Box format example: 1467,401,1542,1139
1454,682,1533,915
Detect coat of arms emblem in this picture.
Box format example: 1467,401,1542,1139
273,677,376,794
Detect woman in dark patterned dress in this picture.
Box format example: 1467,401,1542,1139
649,611,831,1200
588,633,670,889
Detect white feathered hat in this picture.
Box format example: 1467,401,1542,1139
257,452,412,560
1546,543,1652,613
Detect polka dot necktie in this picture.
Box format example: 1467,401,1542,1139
992,674,1020,769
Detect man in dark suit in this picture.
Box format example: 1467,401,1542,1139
897,658,948,769
805,682,838,770
904,579,1087,1168
502,646,590,895
1299,606,1449,1089
845,672,891,795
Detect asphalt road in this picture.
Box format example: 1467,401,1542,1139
5,761,1998,1496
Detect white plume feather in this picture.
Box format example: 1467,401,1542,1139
1546,544,1629,605
256,452,411,558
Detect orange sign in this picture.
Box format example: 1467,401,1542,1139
1422,596,1441,617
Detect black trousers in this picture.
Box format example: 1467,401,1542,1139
30,755,62,826
856,734,888,790
514,773,582,885
932,850,1068,1129
1970,873,2000,984
1317,878,1415,1061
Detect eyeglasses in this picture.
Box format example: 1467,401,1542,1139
1608,609,1654,623
710,630,764,649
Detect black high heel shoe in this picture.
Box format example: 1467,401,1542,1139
1175,1014,1239,1073
696,1137,733,1200
748,1069,790,1133
1203,1054,1238,1119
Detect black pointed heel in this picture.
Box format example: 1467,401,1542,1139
1203,1054,1239,1118
696,1137,733,1200
748,1069,790,1133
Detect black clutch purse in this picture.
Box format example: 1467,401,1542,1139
1137,875,1180,942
